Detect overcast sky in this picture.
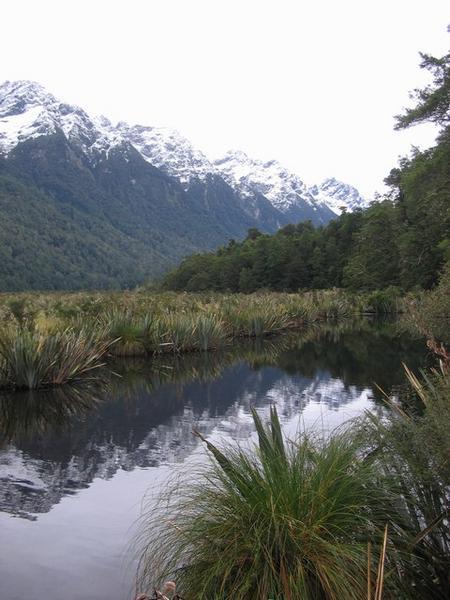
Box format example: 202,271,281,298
1,0,449,196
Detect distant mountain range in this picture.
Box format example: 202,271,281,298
0,80,368,290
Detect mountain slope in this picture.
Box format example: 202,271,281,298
0,80,368,291
0,132,263,290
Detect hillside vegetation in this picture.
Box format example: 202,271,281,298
164,51,449,294
0,133,260,291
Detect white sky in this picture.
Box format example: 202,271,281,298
1,0,449,196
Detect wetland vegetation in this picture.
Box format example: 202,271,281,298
0,287,409,391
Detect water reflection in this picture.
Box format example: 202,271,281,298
0,385,103,443
0,319,426,523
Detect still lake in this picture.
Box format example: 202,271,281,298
0,319,426,600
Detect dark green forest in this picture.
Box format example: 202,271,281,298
163,51,450,293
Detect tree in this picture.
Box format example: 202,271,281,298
343,202,400,290
395,49,450,129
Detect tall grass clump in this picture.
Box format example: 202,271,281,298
0,327,112,390
193,314,226,351
402,262,450,343
363,287,403,315
158,314,198,353
222,300,292,337
364,354,450,598
136,408,392,599
102,309,152,356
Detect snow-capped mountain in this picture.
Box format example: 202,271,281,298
213,151,337,224
309,178,368,215
213,151,315,210
213,151,367,219
0,80,126,157
0,79,374,291
0,80,366,219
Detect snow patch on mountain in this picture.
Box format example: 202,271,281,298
213,151,318,213
0,80,124,157
309,178,368,215
117,123,214,188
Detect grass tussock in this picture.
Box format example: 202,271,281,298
364,358,450,598
136,408,392,599
0,327,112,390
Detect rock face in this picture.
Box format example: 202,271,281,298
0,80,368,290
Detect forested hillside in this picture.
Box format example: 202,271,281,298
163,51,450,293
0,134,257,290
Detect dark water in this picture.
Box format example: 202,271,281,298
0,320,427,600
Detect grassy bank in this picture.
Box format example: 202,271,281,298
0,289,403,390
1,275,447,390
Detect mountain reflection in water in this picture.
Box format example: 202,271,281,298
0,319,426,522
0,319,427,600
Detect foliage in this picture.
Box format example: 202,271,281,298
394,51,450,129
162,195,447,293
163,49,449,295
364,362,450,598
402,262,450,343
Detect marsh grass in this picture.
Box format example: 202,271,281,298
0,327,112,390
159,314,198,353
365,360,450,598
0,289,403,390
193,314,226,351
102,310,149,356
136,408,392,599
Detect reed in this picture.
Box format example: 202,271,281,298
101,309,149,356
193,314,226,351
159,314,198,353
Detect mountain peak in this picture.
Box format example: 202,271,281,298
213,151,315,210
0,80,55,117
0,79,126,157
0,80,368,221
118,123,215,187
309,177,367,215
